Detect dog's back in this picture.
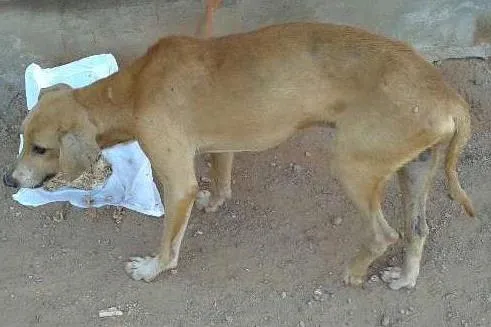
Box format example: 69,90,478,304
131,23,463,154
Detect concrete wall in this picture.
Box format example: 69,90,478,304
0,0,490,89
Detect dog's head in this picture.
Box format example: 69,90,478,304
3,84,100,188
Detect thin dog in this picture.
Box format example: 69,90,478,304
3,23,475,289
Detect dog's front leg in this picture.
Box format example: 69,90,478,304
126,149,198,282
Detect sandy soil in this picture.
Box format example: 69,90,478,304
0,53,490,327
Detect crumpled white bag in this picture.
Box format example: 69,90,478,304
13,54,165,217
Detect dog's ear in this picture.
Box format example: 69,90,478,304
59,128,100,181
38,83,72,100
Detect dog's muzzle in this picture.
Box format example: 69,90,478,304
3,172,18,188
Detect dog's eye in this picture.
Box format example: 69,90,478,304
32,145,47,155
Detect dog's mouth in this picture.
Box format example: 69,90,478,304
34,174,56,188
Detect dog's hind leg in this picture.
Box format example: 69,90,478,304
126,145,198,282
335,153,400,286
383,147,440,290
203,152,234,212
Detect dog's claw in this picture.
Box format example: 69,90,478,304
125,256,163,282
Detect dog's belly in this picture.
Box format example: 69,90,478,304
193,100,337,153
198,125,301,153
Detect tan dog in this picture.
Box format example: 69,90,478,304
4,23,475,289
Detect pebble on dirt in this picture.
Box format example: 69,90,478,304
313,287,323,301
369,275,380,283
98,307,123,318
332,217,343,226
381,314,390,326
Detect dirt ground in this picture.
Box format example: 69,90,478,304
1,36,490,327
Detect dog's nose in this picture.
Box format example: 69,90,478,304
3,172,18,188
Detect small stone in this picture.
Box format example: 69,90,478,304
281,291,287,299
413,105,419,113
313,287,323,301
206,162,212,168
298,321,305,327
305,151,311,157
200,176,211,183
332,217,343,226
193,230,204,236
270,162,277,167
381,314,390,326
98,307,123,318
400,309,406,315
347,298,352,304
369,275,380,283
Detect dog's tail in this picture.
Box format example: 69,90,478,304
444,104,475,217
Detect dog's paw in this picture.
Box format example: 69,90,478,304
125,256,163,282
380,267,416,290
380,266,402,283
195,190,228,213
203,197,226,213
343,269,365,287
195,190,211,210
388,277,416,290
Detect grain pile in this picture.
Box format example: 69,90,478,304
43,154,112,191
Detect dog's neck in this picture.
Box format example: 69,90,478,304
73,61,144,148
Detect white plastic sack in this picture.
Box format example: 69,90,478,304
13,54,165,217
